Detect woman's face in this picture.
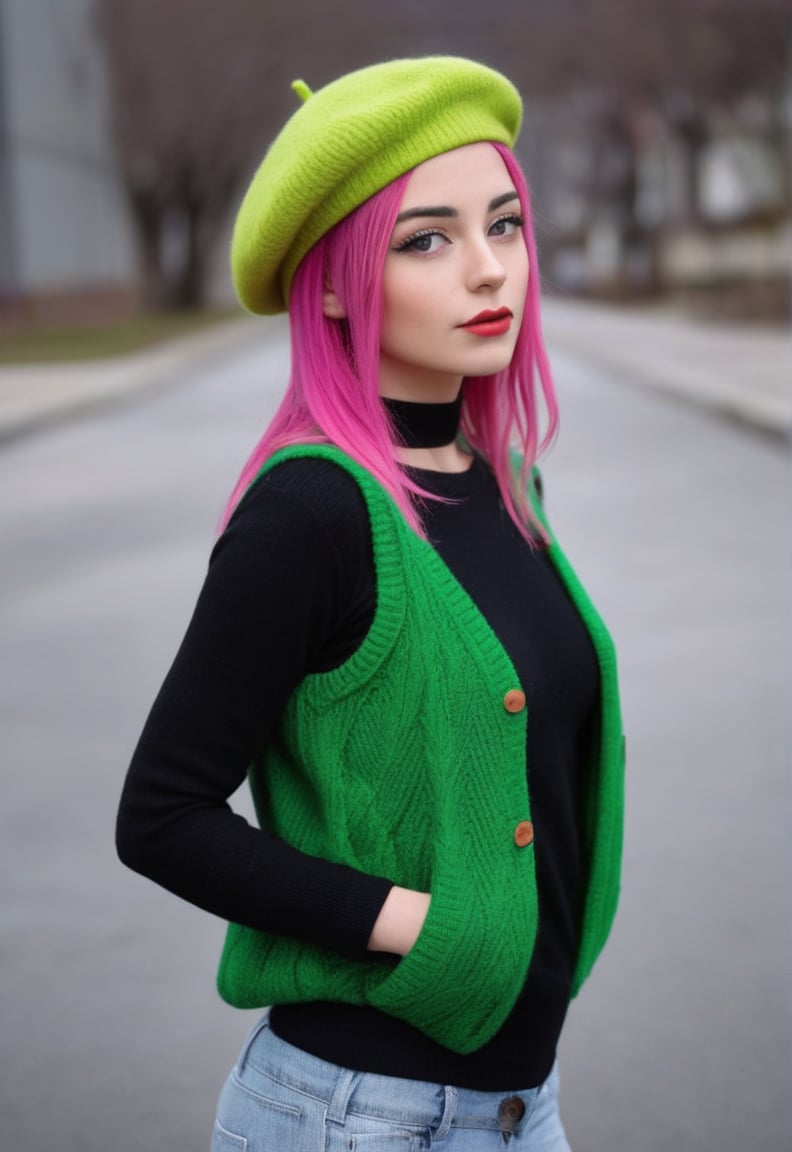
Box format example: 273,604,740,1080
378,142,529,402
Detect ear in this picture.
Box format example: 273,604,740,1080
322,285,347,320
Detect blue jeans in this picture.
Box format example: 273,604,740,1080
211,1014,572,1151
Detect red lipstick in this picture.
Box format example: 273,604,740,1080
459,308,512,337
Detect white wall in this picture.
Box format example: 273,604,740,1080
0,0,133,293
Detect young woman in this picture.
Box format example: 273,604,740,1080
117,56,625,1151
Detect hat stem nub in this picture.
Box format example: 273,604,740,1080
291,79,313,103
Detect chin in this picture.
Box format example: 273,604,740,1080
462,351,517,378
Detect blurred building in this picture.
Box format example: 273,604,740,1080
540,88,792,320
0,0,134,329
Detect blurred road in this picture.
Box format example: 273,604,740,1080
0,316,789,1151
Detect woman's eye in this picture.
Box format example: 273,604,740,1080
489,214,524,238
395,230,449,254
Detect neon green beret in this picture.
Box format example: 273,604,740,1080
231,56,523,314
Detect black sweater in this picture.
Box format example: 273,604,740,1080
117,453,599,1089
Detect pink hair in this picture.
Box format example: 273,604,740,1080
220,143,558,539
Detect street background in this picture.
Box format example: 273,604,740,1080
1,2,791,1150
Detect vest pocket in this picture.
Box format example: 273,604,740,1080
364,859,537,1055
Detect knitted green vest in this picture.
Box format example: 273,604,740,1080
217,445,624,1055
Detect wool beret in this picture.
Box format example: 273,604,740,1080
231,56,523,314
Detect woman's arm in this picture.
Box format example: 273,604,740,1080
117,460,419,961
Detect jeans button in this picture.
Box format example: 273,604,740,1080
498,1094,526,1141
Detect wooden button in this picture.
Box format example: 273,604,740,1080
514,820,534,847
503,689,526,713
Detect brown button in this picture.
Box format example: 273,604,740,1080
503,689,526,713
514,820,534,847
498,1094,526,1135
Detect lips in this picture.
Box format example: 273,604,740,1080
459,308,513,337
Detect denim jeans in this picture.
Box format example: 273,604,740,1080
211,1014,572,1151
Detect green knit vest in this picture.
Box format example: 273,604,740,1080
217,445,625,1055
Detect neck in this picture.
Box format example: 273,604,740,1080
383,393,462,447
382,393,472,474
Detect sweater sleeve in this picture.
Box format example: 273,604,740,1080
115,459,393,961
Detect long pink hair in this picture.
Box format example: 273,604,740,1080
220,143,558,539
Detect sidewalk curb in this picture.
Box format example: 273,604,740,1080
553,335,792,441
542,299,792,442
0,316,275,447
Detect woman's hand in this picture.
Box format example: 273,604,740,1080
367,886,431,956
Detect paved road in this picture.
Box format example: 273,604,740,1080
0,320,789,1151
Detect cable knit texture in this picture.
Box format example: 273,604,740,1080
217,445,624,1054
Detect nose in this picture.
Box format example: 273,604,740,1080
465,237,507,292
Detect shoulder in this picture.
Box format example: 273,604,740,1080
218,455,372,575
262,455,368,524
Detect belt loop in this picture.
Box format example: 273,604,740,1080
327,1068,361,1125
434,1086,458,1142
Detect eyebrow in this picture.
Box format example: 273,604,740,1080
395,190,520,224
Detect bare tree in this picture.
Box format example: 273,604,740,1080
511,0,792,293
96,0,293,309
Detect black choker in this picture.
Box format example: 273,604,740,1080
383,395,462,449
